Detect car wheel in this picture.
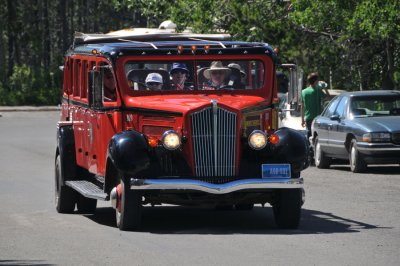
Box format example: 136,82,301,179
235,204,254,211
55,155,77,213
314,137,331,169
349,139,367,173
273,189,302,229
77,195,97,214
115,176,142,231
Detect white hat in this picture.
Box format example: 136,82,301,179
228,63,246,78
145,73,163,84
203,61,231,79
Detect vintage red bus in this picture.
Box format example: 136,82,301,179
55,26,309,231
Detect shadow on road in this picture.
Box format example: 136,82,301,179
85,205,388,234
0,260,53,266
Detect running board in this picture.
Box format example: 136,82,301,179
66,180,109,200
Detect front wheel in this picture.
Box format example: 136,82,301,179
314,137,331,169
349,139,367,173
273,189,302,229
115,176,142,231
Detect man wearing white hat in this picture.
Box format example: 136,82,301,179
145,73,163,90
203,61,231,90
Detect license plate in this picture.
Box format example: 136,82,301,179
262,164,291,178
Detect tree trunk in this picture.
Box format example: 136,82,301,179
42,0,51,87
382,38,396,90
6,0,16,79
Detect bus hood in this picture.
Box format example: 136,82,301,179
124,94,270,114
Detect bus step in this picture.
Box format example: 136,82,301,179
66,180,108,200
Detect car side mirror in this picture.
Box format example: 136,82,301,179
330,114,340,121
89,70,102,108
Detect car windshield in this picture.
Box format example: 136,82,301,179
351,95,400,117
124,60,264,91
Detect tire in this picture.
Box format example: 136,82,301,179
116,176,142,231
55,155,77,213
77,195,97,214
349,139,367,173
314,137,331,169
235,204,254,211
273,189,302,229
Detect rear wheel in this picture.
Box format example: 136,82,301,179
349,139,367,173
314,137,331,169
55,155,77,213
115,176,142,231
273,189,302,229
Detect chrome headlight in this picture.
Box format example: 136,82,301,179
362,132,391,143
162,130,181,150
248,130,267,150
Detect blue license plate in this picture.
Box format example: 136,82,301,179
262,164,291,178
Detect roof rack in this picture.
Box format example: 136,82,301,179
73,30,232,46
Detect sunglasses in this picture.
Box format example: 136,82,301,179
147,82,162,86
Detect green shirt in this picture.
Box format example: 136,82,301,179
301,85,326,121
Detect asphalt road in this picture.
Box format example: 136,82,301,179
0,111,399,266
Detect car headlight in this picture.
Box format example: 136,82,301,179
248,130,267,150
162,130,181,150
362,132,391,143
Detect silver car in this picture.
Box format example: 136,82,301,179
311,90,400,172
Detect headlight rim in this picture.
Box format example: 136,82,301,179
161,130,181,150
248,129,267,150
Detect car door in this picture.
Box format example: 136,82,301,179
313,96,341,153
327,96,349,158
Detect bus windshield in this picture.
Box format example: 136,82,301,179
124,60,265,91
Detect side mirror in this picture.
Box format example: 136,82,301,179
89,70,102,108
330,114,340,121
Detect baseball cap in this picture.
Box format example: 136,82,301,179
145,73,163,84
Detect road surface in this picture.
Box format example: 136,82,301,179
0,111,399,265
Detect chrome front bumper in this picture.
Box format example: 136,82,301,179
130,177,303,194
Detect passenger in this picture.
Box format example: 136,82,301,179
202,61,231,90
228,63,247,88
145,73,163,90
170,62,190,90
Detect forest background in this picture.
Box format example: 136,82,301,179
0,0,399,105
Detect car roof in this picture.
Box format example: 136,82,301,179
340,90,400,97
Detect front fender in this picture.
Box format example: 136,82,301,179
270,127,310,173
107,130,150,175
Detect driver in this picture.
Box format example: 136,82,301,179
202,61,231,90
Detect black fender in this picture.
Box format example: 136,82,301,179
270,127,310,173
56,124,77,183
107,130,150,176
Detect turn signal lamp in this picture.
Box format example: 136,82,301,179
162,130,181,150
91,49,98,55
248,130,267,150
269,134,280,145
147,137,159,148
177,45,184,54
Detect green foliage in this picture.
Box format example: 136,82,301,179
0,0,399,106
1,65,60,106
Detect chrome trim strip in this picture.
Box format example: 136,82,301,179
212,100,218,175
130,177,304,194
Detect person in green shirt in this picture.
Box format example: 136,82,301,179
301,72,330,138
